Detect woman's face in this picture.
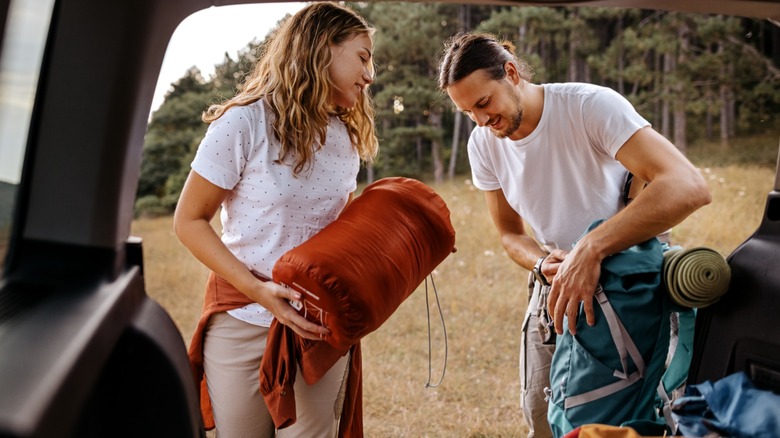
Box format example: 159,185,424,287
328,32,374,109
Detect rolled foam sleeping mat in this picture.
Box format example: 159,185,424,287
663,246,731,308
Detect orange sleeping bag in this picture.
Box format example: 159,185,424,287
271,176,456,352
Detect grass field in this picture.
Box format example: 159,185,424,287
131,161,775,437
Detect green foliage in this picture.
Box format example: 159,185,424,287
477,7,572,82
137,69,210,203
588,11,780,137
136,39,266,216
134,194,179,218
137,3,780,215
352,2,463,180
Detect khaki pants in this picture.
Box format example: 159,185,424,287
520,275,555,438
203,312,349,438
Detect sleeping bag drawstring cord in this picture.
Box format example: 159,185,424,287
424,274,447,388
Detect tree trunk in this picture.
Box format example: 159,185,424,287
673,21,688,153
448,3,470,181
719,83,730,148
375,118,392,184
448,110,462,180
705,88,713,140
718,43,731,148
429,111,444,184
727,61,736,139
569,38,578,82
415,116,424,173
673,106,687,154
661,52,673,139
568,10,578,82
617,14,625,95
518,23,527,56
583,61,591,84
416,136,424,174
459,3,471,31
654,51,662,125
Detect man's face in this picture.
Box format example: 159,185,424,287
446,67,524,140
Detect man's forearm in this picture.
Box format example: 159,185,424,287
500,232,549,272
576,172,710,261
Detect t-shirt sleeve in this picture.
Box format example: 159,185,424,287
191,106,255,190
585,87,650,158
467,129,501,191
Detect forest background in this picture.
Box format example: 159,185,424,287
130,3,780,436
136,2,780,215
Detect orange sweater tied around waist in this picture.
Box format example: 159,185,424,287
187,272,363,437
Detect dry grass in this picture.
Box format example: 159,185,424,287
132,163,774,437
671,164,775,254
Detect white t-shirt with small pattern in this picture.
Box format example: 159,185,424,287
191,99,360,326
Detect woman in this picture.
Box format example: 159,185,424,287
174,3,378,436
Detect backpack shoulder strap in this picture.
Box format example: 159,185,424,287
564,286,646,409
657,307,696,432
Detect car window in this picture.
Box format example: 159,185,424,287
0,0,56,277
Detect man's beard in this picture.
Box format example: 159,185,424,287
491,108,523,138
491,90,524,138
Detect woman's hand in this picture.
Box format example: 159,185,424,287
252,280,331,340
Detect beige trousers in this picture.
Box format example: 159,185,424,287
203,312,349,438
520,275,555,438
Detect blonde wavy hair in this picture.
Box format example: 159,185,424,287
203,2,378,175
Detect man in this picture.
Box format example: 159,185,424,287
438,33,711,438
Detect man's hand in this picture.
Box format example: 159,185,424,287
547,244,602,335
541,249,566,282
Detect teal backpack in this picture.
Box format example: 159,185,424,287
547,220,695,437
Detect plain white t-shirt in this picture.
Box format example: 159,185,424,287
468,83,650,250
191,99,360,326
